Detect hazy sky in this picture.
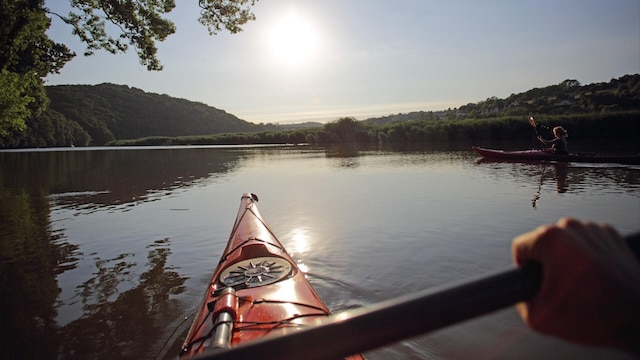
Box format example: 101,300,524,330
45,0,640,124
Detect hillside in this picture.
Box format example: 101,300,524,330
362,74,640,125
0,83,273,148
46,83,264,145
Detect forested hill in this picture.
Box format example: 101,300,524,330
363,74,640,125
46,83,263,144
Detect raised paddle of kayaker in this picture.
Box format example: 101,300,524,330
537,126,568,155
512,218,640,355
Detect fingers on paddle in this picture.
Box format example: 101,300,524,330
512,224,553,266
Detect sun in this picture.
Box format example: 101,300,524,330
267,10,319,68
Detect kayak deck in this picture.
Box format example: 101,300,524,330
180,193,363,359
473,146,640,165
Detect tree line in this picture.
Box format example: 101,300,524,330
1,74,639,149
362,75,640,125
0,83,268,148
109,111,640,149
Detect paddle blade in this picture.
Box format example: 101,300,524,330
528,116,540,139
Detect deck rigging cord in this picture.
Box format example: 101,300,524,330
180,293,330,355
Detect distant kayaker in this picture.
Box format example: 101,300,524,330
512,218,640,355
537,126,568,155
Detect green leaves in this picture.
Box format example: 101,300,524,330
198,0,258,35
55,0,259,70
0,70,48,136
1,1,74,76
62,0,177,70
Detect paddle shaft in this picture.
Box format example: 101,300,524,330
529,116,539,136
194,233,640,360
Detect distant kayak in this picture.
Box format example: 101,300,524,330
473,147,640,165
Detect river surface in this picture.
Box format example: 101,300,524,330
1,144,638,359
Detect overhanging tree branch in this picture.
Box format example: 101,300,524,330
45,0,258,71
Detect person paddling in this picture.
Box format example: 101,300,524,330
512,218,640,355
537,126,568,155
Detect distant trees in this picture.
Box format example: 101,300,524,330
559,79,581,89
357,112,640,146
0,107,91,148
45,83,261,145
321,117,370,143
451,76,640,120
106,110,640,147
2,73,639,148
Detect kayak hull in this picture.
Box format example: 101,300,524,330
180,193,363,359
473,146,640,165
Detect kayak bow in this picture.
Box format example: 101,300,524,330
180,193,363,359
473,146,640,165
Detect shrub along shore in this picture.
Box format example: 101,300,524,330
107,111,640,147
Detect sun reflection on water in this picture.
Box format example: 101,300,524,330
288,227,311,254
287,227,312,273
297,261,309,274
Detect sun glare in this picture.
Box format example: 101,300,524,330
268,10,319,68
289,227,311,254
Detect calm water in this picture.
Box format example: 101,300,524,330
1,145,638,359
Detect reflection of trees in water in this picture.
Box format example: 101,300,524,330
0,182,80,359
324,144,362,168
0,148,235,358
1,149,243,214
0,174,187,359
51,149,242,213
59,238,186,359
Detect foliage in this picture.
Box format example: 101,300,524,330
1,0,74,76
361,112,640,146
321,117,371,143
106,110,640,148
107,129,307,146
363,74,640,126
0,0,259,136
198,0,259,35
3,75,640,148
53,0,174,71
0,107,91,148
43,83,263,146
0,0,73,134
0,70,37,135
47,0,258,71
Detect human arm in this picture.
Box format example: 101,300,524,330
537,135,550,145
512,218,640,354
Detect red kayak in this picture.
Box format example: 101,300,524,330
180,193,364,359
473,146,640,165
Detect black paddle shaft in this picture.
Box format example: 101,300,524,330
194,233,640,360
